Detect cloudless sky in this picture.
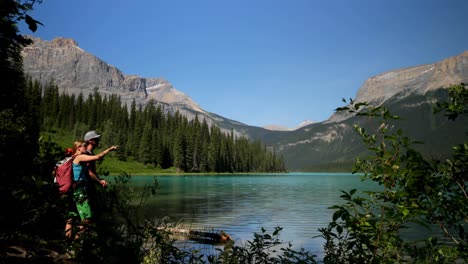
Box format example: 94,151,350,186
20,0,468,128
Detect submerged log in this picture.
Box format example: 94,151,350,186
188,230,232,244
159,227,232,244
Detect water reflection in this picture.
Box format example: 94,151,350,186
128,173,372,256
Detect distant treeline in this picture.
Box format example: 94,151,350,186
34,80,286,173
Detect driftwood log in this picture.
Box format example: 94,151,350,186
159,227,232,244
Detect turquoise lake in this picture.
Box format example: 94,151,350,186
128,172,377,257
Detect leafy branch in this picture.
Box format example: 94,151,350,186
321,84,467,263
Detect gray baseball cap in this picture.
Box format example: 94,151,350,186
84,130,101,141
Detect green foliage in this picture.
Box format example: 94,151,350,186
210,227,318,264
140,226,318,264
434,83,468,120
0,0,45,244
4,2,466,263
66,173,161,263
320,86,467,263
0,130,69,256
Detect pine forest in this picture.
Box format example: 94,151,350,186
35,81,286,173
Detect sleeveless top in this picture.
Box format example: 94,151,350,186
73,162,88,182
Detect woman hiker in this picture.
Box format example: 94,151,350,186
66,140,117,239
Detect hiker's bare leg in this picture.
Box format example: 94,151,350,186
74,219,90,240
65,218,73,239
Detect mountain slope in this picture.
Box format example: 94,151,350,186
272,52,468,171
21,37,468,171
328,51,468,123
21,36,267,137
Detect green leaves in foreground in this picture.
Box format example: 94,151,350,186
321,84,467,263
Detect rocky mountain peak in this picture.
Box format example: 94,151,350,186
327,51,468,123
355,51,468,105
50,37,78,47
21,36,244,135
429,51,468,89
21,36,205,114
296,120,314,129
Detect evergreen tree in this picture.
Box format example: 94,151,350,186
190,116,201,172
0,0,46,241
75,93,85,124
199,118,210,172
139,123,153,164
173,126,185,172
151,129,161,167
132,104,144,159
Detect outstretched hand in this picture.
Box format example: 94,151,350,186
99,179,108,188
109,146,118,151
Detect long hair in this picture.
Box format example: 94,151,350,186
73,141,85,154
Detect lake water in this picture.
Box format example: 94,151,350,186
129,172,377,257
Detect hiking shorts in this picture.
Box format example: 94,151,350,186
73,185,92,221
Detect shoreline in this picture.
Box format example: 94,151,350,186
107,172,290,177
106,171,358,177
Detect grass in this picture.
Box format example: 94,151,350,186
41,129,77,147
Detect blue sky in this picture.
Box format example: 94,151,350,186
21,0,468,128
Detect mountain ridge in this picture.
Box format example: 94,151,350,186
263,120,314,131
21,36,468,170
21,36,239,133
22,36,468,132
356,51,468,103
326,50,468,124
